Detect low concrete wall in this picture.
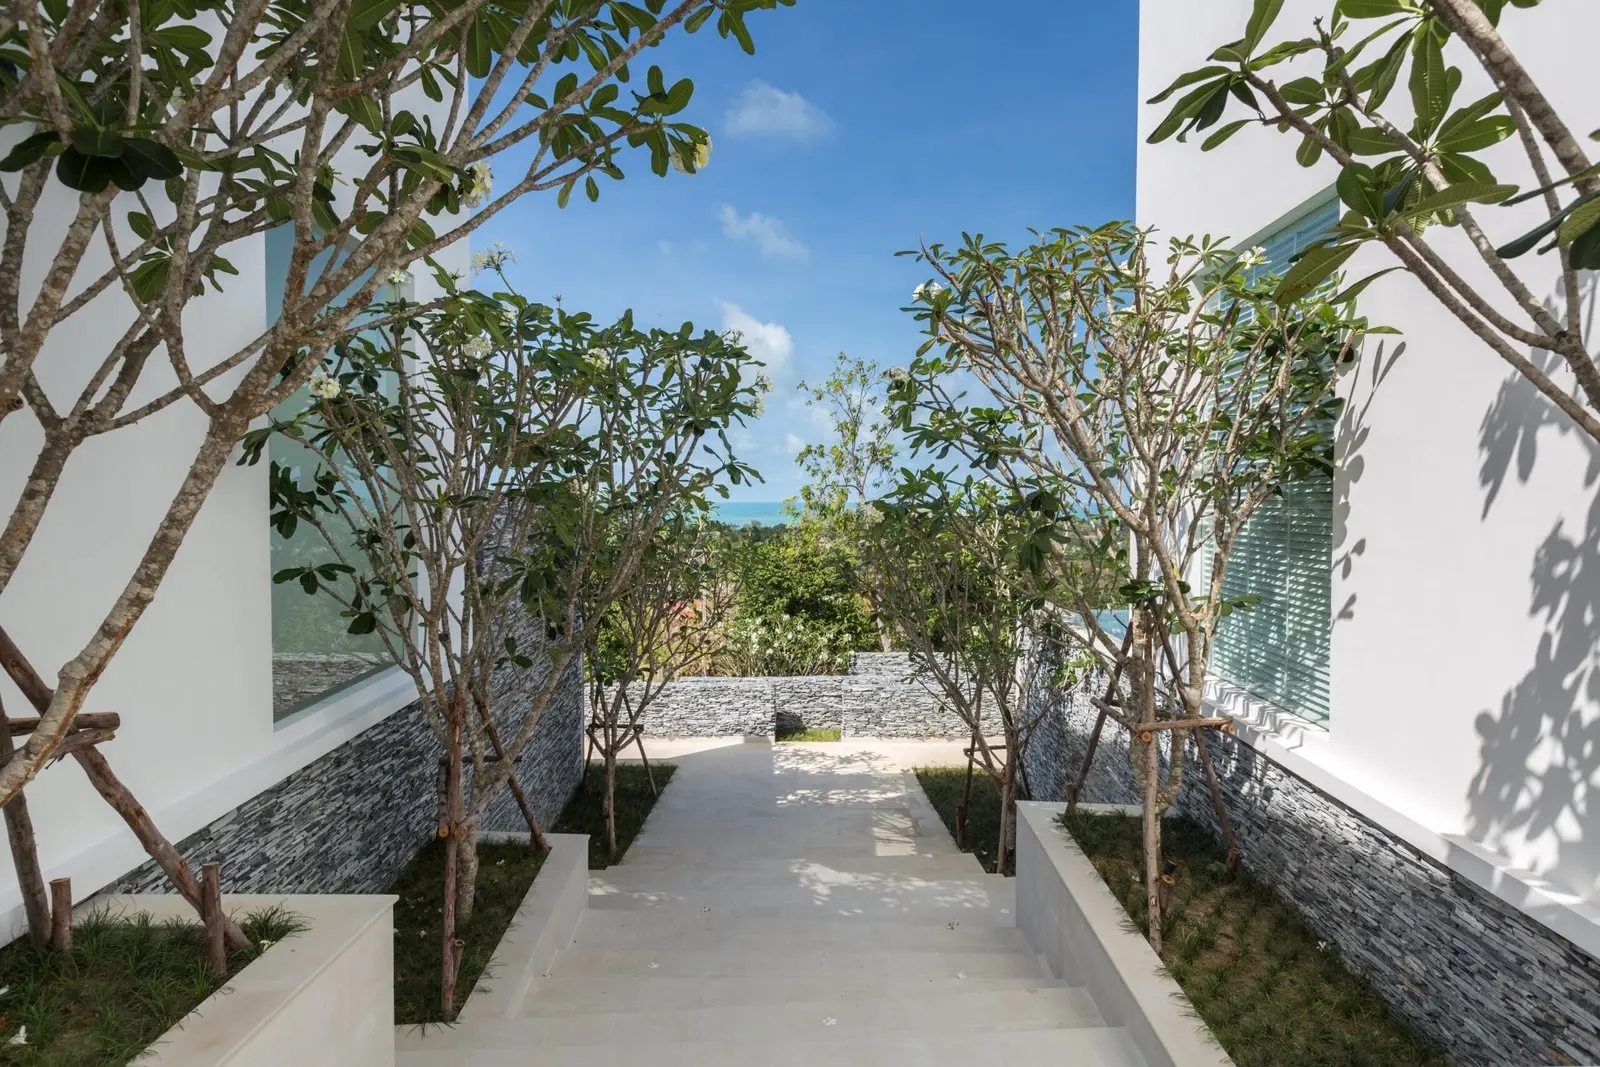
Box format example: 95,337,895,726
630,652,997,739
1015,803,1233,1067
97,893,396,1067
455,832,589,1022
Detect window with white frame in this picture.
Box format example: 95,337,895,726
1208,195,1339,724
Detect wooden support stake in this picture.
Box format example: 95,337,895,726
202,862,227,977
0,694,51,949
473,695,548,852
7,712,120,736
49,877,71,952
1129,716,1234,735
0,626,252,951
1065,627,1135,815
72,748,251,950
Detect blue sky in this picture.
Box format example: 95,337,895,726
490,0,1138,502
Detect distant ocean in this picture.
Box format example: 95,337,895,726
713,500,792,527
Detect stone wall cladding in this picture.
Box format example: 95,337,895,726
627,653,1000,739
1019,646,1600,1067
111,606,583,896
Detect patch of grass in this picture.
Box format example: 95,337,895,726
0,906,303,1066
391,837,545,1025
553,762,677,869
1061,812,1449,1067
775,726,842,742
915,766,1005,874
391,760,677,1023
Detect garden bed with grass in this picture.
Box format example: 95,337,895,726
1061,811,1448,1067
392,761,674,1023
0,907,301,1067
775,726,841,742
916,766,1005,873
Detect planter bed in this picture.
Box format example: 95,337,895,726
0,906,300,1066
392,761,675,1023
1057,806,1447,1067
915,765,1007,873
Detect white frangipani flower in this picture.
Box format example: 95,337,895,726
886,366,909,384
1238,246,1267,269
307,368,340,400
913,281,943,302
671,135,713,174
387,268,412,287
463,160,493,208
464,334,493,359
471,241,516,275
7,1026,26,1046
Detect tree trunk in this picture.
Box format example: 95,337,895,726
603,743,618,859
998,755,1017,877
1141,734,1162,952
440,716,463,1017
455,820,479,926
0,697,50,949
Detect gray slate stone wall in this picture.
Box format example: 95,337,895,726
110,610,583,896
627,652,999,739
1018,646,1600,1067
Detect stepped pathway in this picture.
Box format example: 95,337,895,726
399,739,1145,1066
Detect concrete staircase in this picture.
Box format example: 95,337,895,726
398,740,1146,1066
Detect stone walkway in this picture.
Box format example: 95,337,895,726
399,739,1145,1065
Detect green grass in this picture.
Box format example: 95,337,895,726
391,837,546,1025
915,766,1006,874
553,762,677,869
392,760,676,1023
0,907,304,1066
1062,812,1449,1067
775,726,842,742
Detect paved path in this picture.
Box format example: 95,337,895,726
400,739,1144,1065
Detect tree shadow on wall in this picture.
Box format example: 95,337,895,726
1332,340,1405,628
1467,276,1600,893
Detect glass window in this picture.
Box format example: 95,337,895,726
1208,196,1338,723
266,226,395,719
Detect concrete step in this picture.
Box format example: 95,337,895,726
564,911,1026,953
591,864,1000,896
401,986,1103,1048
608,852,986,879
396,1023,1147,1066
587,878,1014,923
547,945,1050,981
508,974,1072,1016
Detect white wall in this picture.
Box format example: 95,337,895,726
0,79,464,943
1139,0,1600,903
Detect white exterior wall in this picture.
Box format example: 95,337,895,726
1140,0,1600,921
0,81,464,943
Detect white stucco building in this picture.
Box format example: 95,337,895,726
1133,0,1600,1060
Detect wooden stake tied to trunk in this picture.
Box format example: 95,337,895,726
0,625,250,950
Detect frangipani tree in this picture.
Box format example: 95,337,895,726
247,261,762,1013
1150,0,1600,441
0,0,793,811
585,507,724,856
890,223,1374,947
864,472,1057,875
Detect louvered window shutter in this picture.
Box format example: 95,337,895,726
1208,197,1339,723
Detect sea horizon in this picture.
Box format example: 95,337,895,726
712,500,793,527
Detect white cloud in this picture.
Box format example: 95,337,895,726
718,301,794,381
718,205,808,262
725,81,834,140
783,432,806,455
